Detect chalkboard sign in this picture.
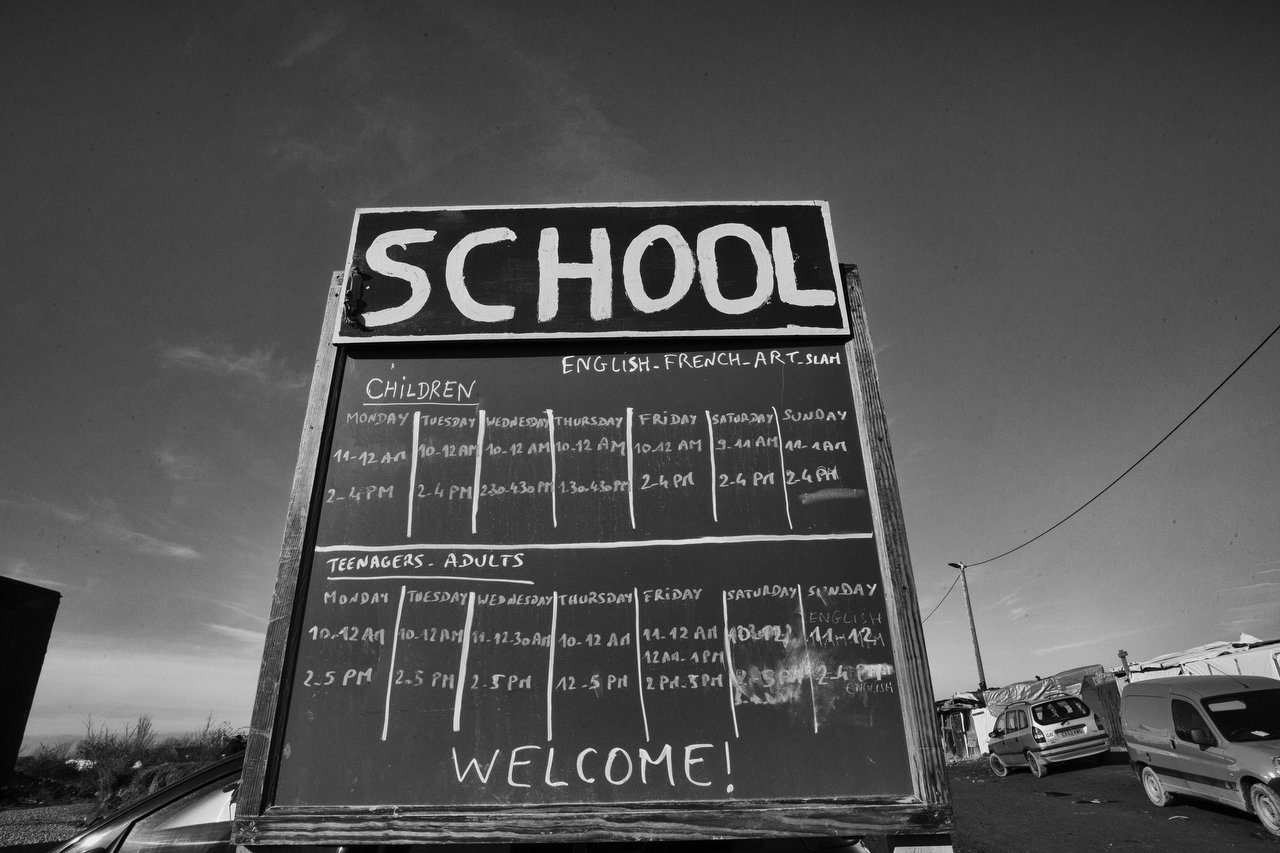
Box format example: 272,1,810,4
236,204,951,846
334,202,849,342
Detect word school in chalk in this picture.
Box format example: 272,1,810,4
362,224,832,325
338,204,849,340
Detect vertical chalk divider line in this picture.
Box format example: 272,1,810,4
795,585,818,734
546,590,558,742
705,411,718,522
406,411,421,538
545,409,558,527
633,588,650,742
772,406,792,530
721,591,739,739
453,591,477,732
626,407,636,529
471,410,486,534
381,585,408,741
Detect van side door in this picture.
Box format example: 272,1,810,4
1171,697,1240,807
1007,708,1033,761
990,711,1013,761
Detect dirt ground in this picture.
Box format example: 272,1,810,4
3,752,1279,852
938,751,1279,852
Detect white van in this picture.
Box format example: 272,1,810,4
1121,675,1280,837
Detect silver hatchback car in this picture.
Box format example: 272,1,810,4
987,694,1110,778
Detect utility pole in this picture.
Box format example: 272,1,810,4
948,561,987,692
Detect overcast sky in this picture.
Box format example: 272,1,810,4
5,1,1279,737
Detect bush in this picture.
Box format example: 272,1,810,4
70,715,245,820
8,742,82,804
149,716,241,765
15,741,76,783
77,716,158,811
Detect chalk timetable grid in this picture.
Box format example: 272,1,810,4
340,398,869,553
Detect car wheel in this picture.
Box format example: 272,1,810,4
1250,783,1280,837
1141,765,1172,807
988,753,1009,778
1026,751,1049,778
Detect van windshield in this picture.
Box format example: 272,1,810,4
1203,689,1280,742
1032,697,1089,725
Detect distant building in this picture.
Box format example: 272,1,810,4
1,576,61,781
935,664,1125,760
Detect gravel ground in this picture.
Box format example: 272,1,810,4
0,803,93,847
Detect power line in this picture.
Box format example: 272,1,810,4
921,569,962,624
923,316,1280,622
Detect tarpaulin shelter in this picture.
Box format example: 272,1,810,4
1124,634,1280,682
936,664,1125,757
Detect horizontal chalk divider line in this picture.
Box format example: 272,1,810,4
362,401,480,407
335,325,852,344
328,575,535,584
260,794,924,815
313,532,873,554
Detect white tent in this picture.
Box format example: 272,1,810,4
1125,634,1280,682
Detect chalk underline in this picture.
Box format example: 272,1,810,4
313,532,873,554
330,575,534,585
362,401,479,407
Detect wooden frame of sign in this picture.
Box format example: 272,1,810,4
235,203,951,847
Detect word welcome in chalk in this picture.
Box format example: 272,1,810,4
452,742,722,790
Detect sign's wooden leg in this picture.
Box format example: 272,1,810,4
887,833,955,853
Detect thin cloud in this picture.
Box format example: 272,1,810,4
277,10,353,68
205,623,266,645
450,6,656,199
3,496,200,560
994,591,1021,609
993,585,1030,619
156,446,206,483
111,526,200,560
1,496,88,525
0,558,81,593
1031,626,1149,656
1228,598,1280,619
189,594,269,626
159,343,308,392
28,634,260,734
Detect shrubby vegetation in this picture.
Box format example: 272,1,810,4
13,715,244,819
